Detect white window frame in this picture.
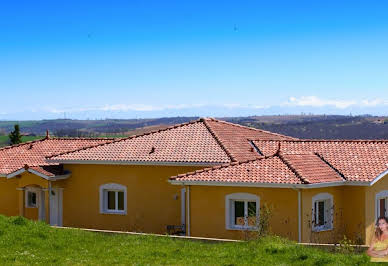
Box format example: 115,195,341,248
312,193,333,232
99,183,127,215
225,193,260,230
376,190,388,220
25,188,39,208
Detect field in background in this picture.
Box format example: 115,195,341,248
0,115,388,146
0,215,371,265
0,135,44,148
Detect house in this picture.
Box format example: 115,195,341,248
0,118,387,245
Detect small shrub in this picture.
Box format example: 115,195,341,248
335,235,355,254
11,216,27,226
258,203,273,237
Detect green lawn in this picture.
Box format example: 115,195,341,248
0,216,372,265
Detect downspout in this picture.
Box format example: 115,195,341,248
292,186,302,243
48,180,52,224
187,185,191,236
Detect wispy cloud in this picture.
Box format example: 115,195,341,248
284,96,388,109
285,96,356,109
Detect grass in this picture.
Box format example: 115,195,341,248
0,216,372,265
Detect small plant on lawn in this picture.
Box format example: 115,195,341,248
335,235,355,254
258,203,273,237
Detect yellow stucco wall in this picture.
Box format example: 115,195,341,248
58,164,202,233
0,178,19,216
300,187,345,243
365,172,388,245
188,185,366,243
187,185,299,240
342,186,365,244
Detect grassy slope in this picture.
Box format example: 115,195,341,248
0,216,371,265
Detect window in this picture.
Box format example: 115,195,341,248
312,193,333,231
99,183,127,214
25,190,37,208
376,191,388,219
225,193,259,230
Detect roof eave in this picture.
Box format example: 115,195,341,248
6,168,71,181
169,180,370,188
46,159,224,167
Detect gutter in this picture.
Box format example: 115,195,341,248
46,159,221,167
169,180,370,188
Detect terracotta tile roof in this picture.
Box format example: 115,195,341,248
204,119,296,161
253,140,388,182
171,156,303,184
279,153,344,184
48,118,295,164
0,137,113,176
48,120,231,164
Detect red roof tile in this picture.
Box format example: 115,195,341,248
0,138,113,176
49,118,294,164
171,156,303,184
280,153,344,184
253,140,388,182
204,119,296,161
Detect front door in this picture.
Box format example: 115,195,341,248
50,188,63,226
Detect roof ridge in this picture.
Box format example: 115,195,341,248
277,153,310,184
205,118,298,140
201,118,236,162
49,137,116,141
253,139,388,143
170,155,271,180
46,119,204,159
314,152,347,181
0,138,47,151
0,137,116,153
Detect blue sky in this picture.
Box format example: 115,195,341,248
1,0,388,120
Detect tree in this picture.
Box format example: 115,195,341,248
9,124,22,145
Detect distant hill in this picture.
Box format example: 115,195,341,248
0,115,387,147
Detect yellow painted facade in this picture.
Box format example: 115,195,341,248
0,163,386,245
55,164,202,233
187,185,299,240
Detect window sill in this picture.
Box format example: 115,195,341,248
101,210,127,215
226,226,258,231
312,227,333,233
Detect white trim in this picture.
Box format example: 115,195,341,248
375,190,388,219
99,183,127,215
7,168,26,178
225,193,260,230
311,193,333,232
47,159,220,167
6,168,71,181
370,169,388,186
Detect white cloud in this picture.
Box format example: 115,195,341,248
360,99,388,107
285,96,356,109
